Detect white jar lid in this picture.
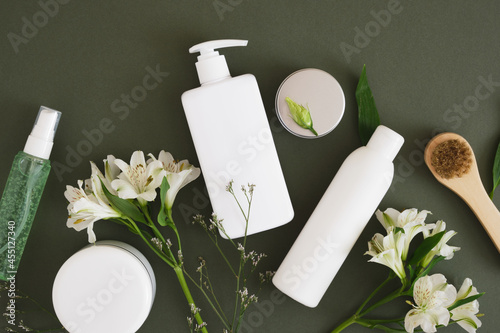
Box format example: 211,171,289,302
275,68,345,138
52,241,156,333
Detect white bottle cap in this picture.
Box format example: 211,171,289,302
189,39,248,85
366,125,405,161
52,241,156,333
23,106,62,159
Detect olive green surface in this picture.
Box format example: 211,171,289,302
1,1,499,332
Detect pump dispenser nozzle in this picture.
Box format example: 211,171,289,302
23,106,62,159
189,39,248,85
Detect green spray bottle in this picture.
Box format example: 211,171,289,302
0,106,61,281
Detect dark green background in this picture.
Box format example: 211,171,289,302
1,1,499,332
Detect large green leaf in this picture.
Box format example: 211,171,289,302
100,180,147,224
408,231,445,266
490,140,500,199
356,65,381,145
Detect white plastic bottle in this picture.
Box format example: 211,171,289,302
181,39,294,239
273,125,404,308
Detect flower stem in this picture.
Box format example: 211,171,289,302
331,276,406,333
308,125,319,136
183,268,231,330
359,287,404,317
355,274,394,315
174,266,208,333
207,232,237,276
331,314,356,333
127,217,175,267
167,209,183,252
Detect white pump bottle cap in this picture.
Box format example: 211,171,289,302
23,106,62,160
189,39,248,85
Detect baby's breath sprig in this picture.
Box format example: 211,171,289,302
188,181,270,333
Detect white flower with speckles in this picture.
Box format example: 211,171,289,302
111,151,166,205
405,274,457,333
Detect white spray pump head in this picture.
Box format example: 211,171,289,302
189,39,248,85
23,106,62,160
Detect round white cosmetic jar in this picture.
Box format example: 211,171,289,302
52,240,156,333
275,68,345,138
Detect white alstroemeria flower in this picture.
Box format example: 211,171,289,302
405,274,457,333
148,150,201,209
365,231,406,281
65,179,121,243
451,278,482,333
421,220,460,267
111,151,166,205
375,208,433,260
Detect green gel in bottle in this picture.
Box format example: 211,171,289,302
0,106,61,281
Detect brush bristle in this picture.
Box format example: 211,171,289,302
431,139,472,179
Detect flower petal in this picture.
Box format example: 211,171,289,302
130,150,146,168
104,155,120,181
87,221,97,243
111,179,139,199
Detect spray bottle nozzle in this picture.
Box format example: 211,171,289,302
188,39,248,85
23,106,62,160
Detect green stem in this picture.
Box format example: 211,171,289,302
174,266,208,333
363,317,405,324
355,274,394,315
331,316,406,333
138,206,178,261
130,220,207,332
203,267,230,324
359,286,405,317
308,126,319,136
184,268,231,330
126,217,175,268
229,190,248,223
207,232,237,276
231,194,253,328
140,205,167,243
331,277,406,333
331,314,357,333
232,253,243,327
167,209,183,253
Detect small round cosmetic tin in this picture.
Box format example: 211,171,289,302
52,240,156,333
275,68,345,138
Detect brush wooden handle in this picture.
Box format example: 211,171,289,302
458,180,500,253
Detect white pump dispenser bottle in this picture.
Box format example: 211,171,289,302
273,125,404,308
181,39,294,239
